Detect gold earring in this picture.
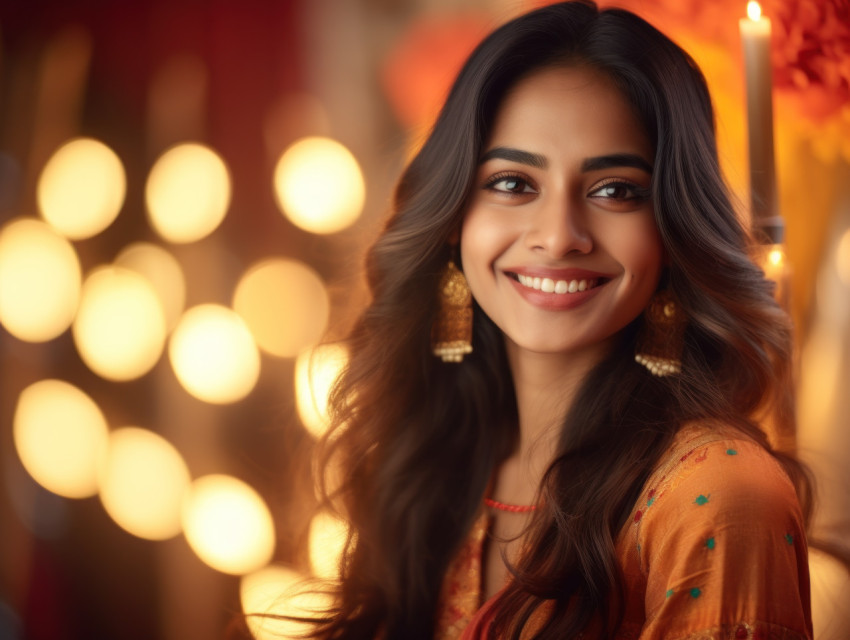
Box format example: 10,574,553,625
431,260,473,363
635,289,684,376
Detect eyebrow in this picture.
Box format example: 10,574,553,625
479,147,653,174
480,147,548,168
581,153,653,174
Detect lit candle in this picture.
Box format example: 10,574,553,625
740,1,782,243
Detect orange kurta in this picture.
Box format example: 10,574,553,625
436,424,812,639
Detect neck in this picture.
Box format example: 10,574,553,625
497,340,610,502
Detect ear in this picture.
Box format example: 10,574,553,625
448,228,460,246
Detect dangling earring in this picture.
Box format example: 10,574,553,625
635,289,684,376
431,260,473,363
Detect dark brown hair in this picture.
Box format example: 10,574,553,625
314,2,810,638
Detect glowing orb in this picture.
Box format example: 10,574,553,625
294,343,348,439
13,379,108,498
182,474,275,575
308,510,349,581
37,137,126,240
73,266,167,381
273,137,365,234
98,427,191,540
233,258,330,358
240,565,333,640
169,304,261,404
0,218,81,342
146,143,231,243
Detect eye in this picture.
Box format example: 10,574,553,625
484,172,537,196
588,179,650,202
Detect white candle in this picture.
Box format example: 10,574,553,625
740,1,782,242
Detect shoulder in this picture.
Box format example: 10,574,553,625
634,423,803,545
624,423,812,639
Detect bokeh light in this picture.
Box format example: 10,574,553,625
98,427,191,541
273,137,365,234
13,379,109,499
0,218,81,342
36,138,126,240
761,244,787,284
233,258,330,358
241,565,332,640
182,474,275,575
73,266,167,381
294,343,348,439
146,143,231,243
114,242,186,330
308,510,349,581
836,228,850,286
767,247,783,267
169,304,261,404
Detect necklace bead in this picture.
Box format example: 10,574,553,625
484,497,537,513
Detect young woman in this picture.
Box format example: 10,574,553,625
313,2,813,638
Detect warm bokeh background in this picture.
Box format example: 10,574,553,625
0,1,847,639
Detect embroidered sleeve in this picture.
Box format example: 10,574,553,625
634,440,812,640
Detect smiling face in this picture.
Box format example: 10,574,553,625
460,65,664,363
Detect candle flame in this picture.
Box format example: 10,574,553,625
747,1,762,21
760,244,786,286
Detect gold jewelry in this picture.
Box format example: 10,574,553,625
431,260,472,363
635,289,684,376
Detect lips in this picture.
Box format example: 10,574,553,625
503,268,612,310
515,273,599,294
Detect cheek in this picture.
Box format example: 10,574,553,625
459,217,487,295
459,209,510,272
631,237,664,277
606,216,664,276
459,211,510,312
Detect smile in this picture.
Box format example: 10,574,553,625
515,274,599,294
503,269,611,311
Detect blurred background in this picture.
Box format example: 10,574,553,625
0,0,847,638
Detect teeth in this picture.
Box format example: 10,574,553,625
516,274,596,294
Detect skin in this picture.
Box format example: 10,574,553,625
459,65,664,599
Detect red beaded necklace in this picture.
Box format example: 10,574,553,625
484,497,537,513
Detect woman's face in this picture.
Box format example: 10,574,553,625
460,65,663,360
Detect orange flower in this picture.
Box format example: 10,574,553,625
381,13,491,130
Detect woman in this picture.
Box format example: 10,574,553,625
313,1,813,638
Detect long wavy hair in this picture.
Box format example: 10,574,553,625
314,2,811,638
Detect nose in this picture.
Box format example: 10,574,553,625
525,193,592,257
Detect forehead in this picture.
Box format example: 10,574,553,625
487,65,652,160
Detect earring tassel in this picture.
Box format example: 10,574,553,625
431,261,473,363
635,290,684,377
